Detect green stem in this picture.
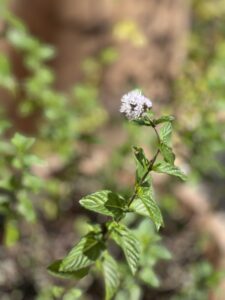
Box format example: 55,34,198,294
127,148,160,208
102,122,161,236
126,119,161,208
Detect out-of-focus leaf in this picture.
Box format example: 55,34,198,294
63,288,82,300
11,133,35,152
4,220,19,247
139,268,160,288
153,115,175,125
17,191,36,222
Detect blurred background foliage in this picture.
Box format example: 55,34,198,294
0,0,225,299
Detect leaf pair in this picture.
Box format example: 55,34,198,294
48,229,121,300
79,190,141,275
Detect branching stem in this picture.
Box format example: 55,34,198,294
102,121,161,236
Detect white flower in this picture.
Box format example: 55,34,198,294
120,90,152,120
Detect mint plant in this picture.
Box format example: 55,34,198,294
0,3,107,244
0,4,107,159
49,90,187,299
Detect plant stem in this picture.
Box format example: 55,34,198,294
102,122,161,236
127,148,160,208
127,121,160,208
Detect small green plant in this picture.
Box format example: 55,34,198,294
0,130,43,223
0,3,107,158
173,261,224,300
0,2,107,243
49,90,187,299
173,0,225,179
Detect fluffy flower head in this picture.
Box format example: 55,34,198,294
120,89,152,120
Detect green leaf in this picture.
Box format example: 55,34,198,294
0,119,11,135
136,182,163,230
102,252,120,300
159,122,172,145
153,162,187,181
80,190,126,219
159,121,175,164
0,54,11,75
149,244,172,260
7,28,38,52
153,115,174,125
23,154,44,167
111,223,140,275
139,268,160,287
100,47,118,65
130,198,149,217
0,54,17,92
48,260,89,280
51,286,64,298
133,117,151,127
4,220,19,247
63,288,82,300
60,232,105,272
36,45,55,61
17,191,36,222
11,133,35,152
159,142,175,165
133,147,149,183
23,174,43,193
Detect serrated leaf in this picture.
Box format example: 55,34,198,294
111,223,140,275
102,252,120,300
133,147,149,183
80,190,126,219
60,232,105,272
48,260,89,280
159,122,172,145
154,115,174,125
130,198,149,217
159,142,175,165
136,182,163,230
153,162,187,181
